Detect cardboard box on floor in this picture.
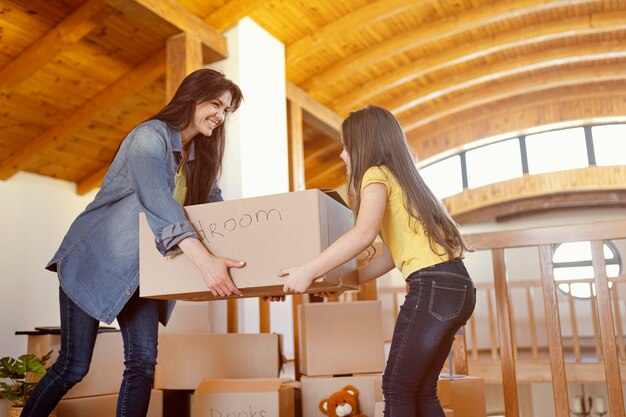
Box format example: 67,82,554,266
300,373,382,417
438,375,487,417
193,378,294,417
26,330,124,399
299,301,386,376
139,189,357,301
155,333,283,390
57,389,162,417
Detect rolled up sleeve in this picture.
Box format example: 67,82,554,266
126,126,198,256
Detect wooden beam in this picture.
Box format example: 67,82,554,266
227,299,238,333
406,82,626,160
331,11,626,112
259,300,270,333
401,63,626,132
76,166,109,195
0,50,166,180
106,0,227,62
286,82,342,139
305,159,345,188
300,0,594,92
166,32,203,101
538,245,570,417
287,0,423,66
591,240,626,417
203,0,267,32
0,0,109,94
288,101,305,192
444,190,626,224
387,42,626,116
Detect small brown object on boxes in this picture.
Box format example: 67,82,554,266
319,385,367,417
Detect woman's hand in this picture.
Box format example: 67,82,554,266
198,256,245,297
279,265,316,293
313,289,346,298
263,296,286,302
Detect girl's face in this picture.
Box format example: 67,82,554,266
190,90,233,138
340,146,351,176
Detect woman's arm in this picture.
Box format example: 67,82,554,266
280,183,387,293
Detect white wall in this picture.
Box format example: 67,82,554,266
0,172,98,358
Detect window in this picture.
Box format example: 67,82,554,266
465,139,523,188
420,155,463,199
526,128,588,175
592,124,626,166
553,241,621,299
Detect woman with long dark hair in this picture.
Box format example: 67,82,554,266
23,69,244,417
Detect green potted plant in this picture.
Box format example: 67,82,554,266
0,351,56,417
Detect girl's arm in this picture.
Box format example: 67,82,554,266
280,183,388,293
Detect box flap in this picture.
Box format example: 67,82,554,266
196,378,284,393
318,188,349,208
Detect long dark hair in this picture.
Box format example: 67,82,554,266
342,105,470,259
150,69,243,205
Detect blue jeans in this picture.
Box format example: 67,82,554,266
22,287,159,417
382,259,476,417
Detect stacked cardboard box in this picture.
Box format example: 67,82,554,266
298,301,386,417
192,378,295,417
438,375,487,417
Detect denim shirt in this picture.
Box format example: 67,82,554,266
46,119,223,325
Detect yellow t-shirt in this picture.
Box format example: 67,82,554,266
361,165,450,279
172,153,188,206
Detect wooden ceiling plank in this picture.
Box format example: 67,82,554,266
0,0,109,94
286,81,342,140
0,50,166,180
106,0,227,61
203,0,268,32
331,11,626,112
287,0,425,66
401,61,626,132
387,42,626,116
305,158,345,186
299,0,599,93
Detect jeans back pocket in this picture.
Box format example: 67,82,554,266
428,281,467,322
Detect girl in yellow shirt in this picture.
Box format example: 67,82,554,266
279,105,475,417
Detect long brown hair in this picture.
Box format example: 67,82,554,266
150,69,243,205
342,105,470,259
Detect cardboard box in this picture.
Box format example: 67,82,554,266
438,376,487,417
140,189,357,301
300,373,381,417
27,331,124,399
155,333,283,390
374,401,384,417
58,389,162,417
299,301,385,376
193,378,294,417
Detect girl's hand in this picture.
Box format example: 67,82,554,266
279,265,316,293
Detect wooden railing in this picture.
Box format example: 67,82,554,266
467,220,626,417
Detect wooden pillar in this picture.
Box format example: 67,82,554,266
166,32,202,101
452,328,469,375
287,99,305,192
538,245,570,417
590,240,625,417
292,294,303,380
259,299,270,333
227,299,238,333
492,248,519,417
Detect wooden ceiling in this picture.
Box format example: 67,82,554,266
1,0,626,222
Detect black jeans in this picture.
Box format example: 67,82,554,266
22,288,159,417
382,259,476,417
